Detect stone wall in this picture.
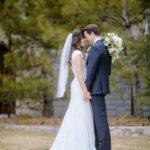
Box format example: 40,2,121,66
0,124,150,137
52,50,150,118
52,94,131,117
0,28,149,118
16,100,43,117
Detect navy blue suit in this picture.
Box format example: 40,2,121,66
85,39,111,150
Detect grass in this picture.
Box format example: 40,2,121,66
0,129,150,150
108,115,150,126
0,116,62,126
0,129,55,150
0,115,150,126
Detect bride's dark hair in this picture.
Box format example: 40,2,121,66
68,30,83,67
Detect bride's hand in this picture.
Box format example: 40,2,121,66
85,53,88,59
84,91,92,101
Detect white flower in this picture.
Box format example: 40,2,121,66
105,37,110,42
115,37,122,48
108,48,116,54
102,32,124,63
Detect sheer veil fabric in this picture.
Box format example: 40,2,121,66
56,33,72,98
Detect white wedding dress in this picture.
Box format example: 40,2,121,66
50,50,96,150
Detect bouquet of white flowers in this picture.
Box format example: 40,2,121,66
103,33,124,62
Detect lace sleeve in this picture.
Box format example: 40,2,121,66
72,50,82,60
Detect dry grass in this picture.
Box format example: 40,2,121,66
108,115,150,126
0,129,150,150
0,115,150,126
112,136,150,150
0,116,62,126
0,129,55,150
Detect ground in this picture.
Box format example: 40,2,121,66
0,115,150,126
0,115,150,150
0,128,150,150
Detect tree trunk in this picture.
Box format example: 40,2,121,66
122,0,137,116
131,83,134,116
130,73,143,116
7,111,11,118
7,33,13,118
122,0,132,36
42,94,54,117
41,67,54,117
134,73,143,116
144,8,150,35
8,33,11,52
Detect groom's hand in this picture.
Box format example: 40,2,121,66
84,91,92,101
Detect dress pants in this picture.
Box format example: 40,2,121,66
90,94,111,150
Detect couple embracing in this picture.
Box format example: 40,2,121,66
50,24,112,150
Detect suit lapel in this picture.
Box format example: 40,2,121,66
93,39,102,45
86,54,89,65
86,39,102,66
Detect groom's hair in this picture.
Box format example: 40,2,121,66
82,24,100,36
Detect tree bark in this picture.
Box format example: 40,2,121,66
122,0,132,35
42,94,54,117
131,83,134,116
144,8,150,35
8,33,11,52
7,33,13,118
134,73,143,116
41,67,54,117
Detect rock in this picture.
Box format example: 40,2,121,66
143,127,150,137
111,128,125,136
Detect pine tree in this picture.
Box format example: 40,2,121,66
0,0,67,117
61,0,150,116
0,0,149,117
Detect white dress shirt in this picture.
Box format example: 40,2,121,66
93,37,102,45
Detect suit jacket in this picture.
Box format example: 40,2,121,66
85,39,112,95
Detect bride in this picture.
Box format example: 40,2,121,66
50,30,96,150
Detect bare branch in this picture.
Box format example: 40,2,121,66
103,14,123,22
136,55,146,67
129,54,139,63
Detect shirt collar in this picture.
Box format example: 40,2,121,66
93,37,102,45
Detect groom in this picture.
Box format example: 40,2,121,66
82,24,111,150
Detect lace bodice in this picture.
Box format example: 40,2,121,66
71,50,87,80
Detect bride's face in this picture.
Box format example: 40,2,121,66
80,38,86,47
